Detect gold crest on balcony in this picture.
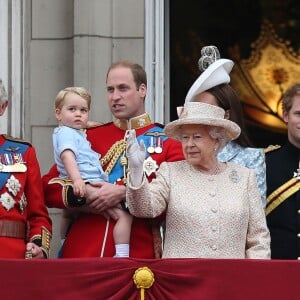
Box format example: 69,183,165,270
230,20,300,133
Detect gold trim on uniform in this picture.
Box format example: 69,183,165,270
113,113,152,130
110,114,155,182
41,226,52,258
49,177,73,186
63,185,71,207
0,192,16,211
266,177,300,216
264,144,281,153
100,140,126,175
49,178,73,208
30,227,52,258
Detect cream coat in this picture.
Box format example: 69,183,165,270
127,160,270,259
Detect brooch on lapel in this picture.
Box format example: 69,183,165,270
229,169,240,183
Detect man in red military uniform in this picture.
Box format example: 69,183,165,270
0,79,52,258
43,61,183,258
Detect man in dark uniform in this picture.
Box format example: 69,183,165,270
0,79,52,258
266,83,300,259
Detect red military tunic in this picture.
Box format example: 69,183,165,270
0,135,52,258
43,115,184,258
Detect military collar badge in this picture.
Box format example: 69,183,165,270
114,113,152,130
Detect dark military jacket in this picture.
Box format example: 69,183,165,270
266,140,300,259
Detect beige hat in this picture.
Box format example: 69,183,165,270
185,46,234,103
164,102,241,141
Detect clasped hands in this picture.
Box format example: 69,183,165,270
80,130,145,218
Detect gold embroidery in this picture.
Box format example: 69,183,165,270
113,113,152,130
100,140,126,175
266,177,300,215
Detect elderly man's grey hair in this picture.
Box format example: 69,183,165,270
208,126,228,153
0,79,8,103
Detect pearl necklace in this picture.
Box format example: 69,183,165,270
212,162,221,175
198,162,222,175
207,163,222,197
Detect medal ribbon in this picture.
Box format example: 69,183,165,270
0,140,29,189
108,126,167,184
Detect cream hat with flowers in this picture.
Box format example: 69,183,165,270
185,46,234,103
164,102,241,142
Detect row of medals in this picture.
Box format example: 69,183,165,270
122,135,163,177
0,152,27,212
0,153,27,172
146,137,163,154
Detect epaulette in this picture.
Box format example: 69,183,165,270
3,134,32,146
264,144,281,154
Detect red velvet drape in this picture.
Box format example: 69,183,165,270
2,258,299,300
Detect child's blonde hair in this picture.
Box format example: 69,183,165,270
55,87,91,110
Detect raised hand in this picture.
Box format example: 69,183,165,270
126,130,146,186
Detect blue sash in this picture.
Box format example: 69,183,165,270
108,126,167,184
0,140,29,189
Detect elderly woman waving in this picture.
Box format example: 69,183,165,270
125,102,270,259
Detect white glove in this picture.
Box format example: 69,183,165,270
126,130,146,186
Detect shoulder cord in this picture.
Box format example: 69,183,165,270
100,140,127,176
